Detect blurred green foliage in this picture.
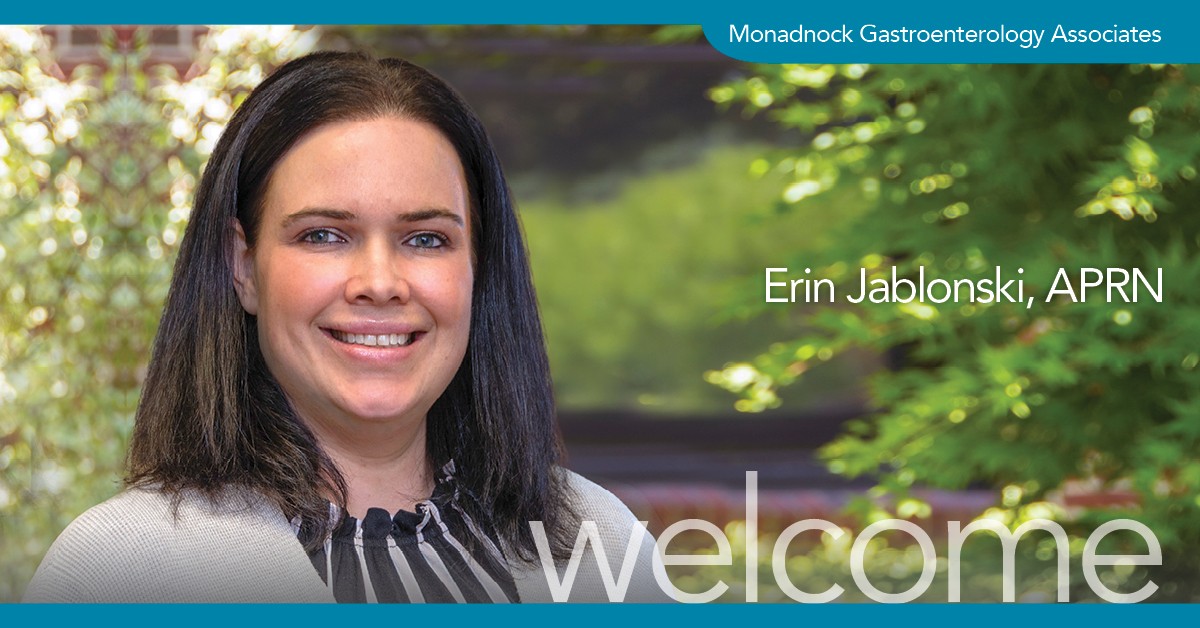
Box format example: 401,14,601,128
522,141,867,413
1,27,137,601
0,26,318,601
708,63,1200,599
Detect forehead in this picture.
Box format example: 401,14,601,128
263,116,470,219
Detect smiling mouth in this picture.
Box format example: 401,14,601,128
326,329,417,348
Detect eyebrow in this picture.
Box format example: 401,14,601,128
280,207,465,229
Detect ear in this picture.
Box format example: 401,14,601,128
230,220,259,316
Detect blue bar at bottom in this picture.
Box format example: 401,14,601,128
3,603,1198,626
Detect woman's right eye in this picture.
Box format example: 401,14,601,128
300,229,345,245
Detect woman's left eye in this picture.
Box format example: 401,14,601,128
405,233,448,249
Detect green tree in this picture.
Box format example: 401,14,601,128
0,26,317,601
1,28,131,600
709,64,1200,599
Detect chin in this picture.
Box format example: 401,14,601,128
352,408,417,423
343,396,425,425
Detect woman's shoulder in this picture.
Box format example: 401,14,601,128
31,485,275,551
557,468,643,531
23,486,330,603
22,487,181,602
45,486,175,537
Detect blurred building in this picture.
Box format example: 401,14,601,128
43,26,207,75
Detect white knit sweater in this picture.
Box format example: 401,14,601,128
24,471,670,603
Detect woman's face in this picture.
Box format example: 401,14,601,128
232,116,473,434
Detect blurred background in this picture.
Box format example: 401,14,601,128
1,26,1197,601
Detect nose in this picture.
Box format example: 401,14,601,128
344,239,410,305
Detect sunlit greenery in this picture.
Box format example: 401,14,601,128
709,63,1200,599
0,25,319,601
2,26,125,601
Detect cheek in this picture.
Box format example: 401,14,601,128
256,255,344,325
425,265,474,342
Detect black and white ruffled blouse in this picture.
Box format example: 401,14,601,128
297,461,520,603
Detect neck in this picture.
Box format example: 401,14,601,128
304,414,434,518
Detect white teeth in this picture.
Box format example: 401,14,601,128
330,330,412,347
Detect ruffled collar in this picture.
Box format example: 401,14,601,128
325,459,464,543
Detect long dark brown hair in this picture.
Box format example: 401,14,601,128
127,51,576,560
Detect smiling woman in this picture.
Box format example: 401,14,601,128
230,118,475,519
24,51,666,603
